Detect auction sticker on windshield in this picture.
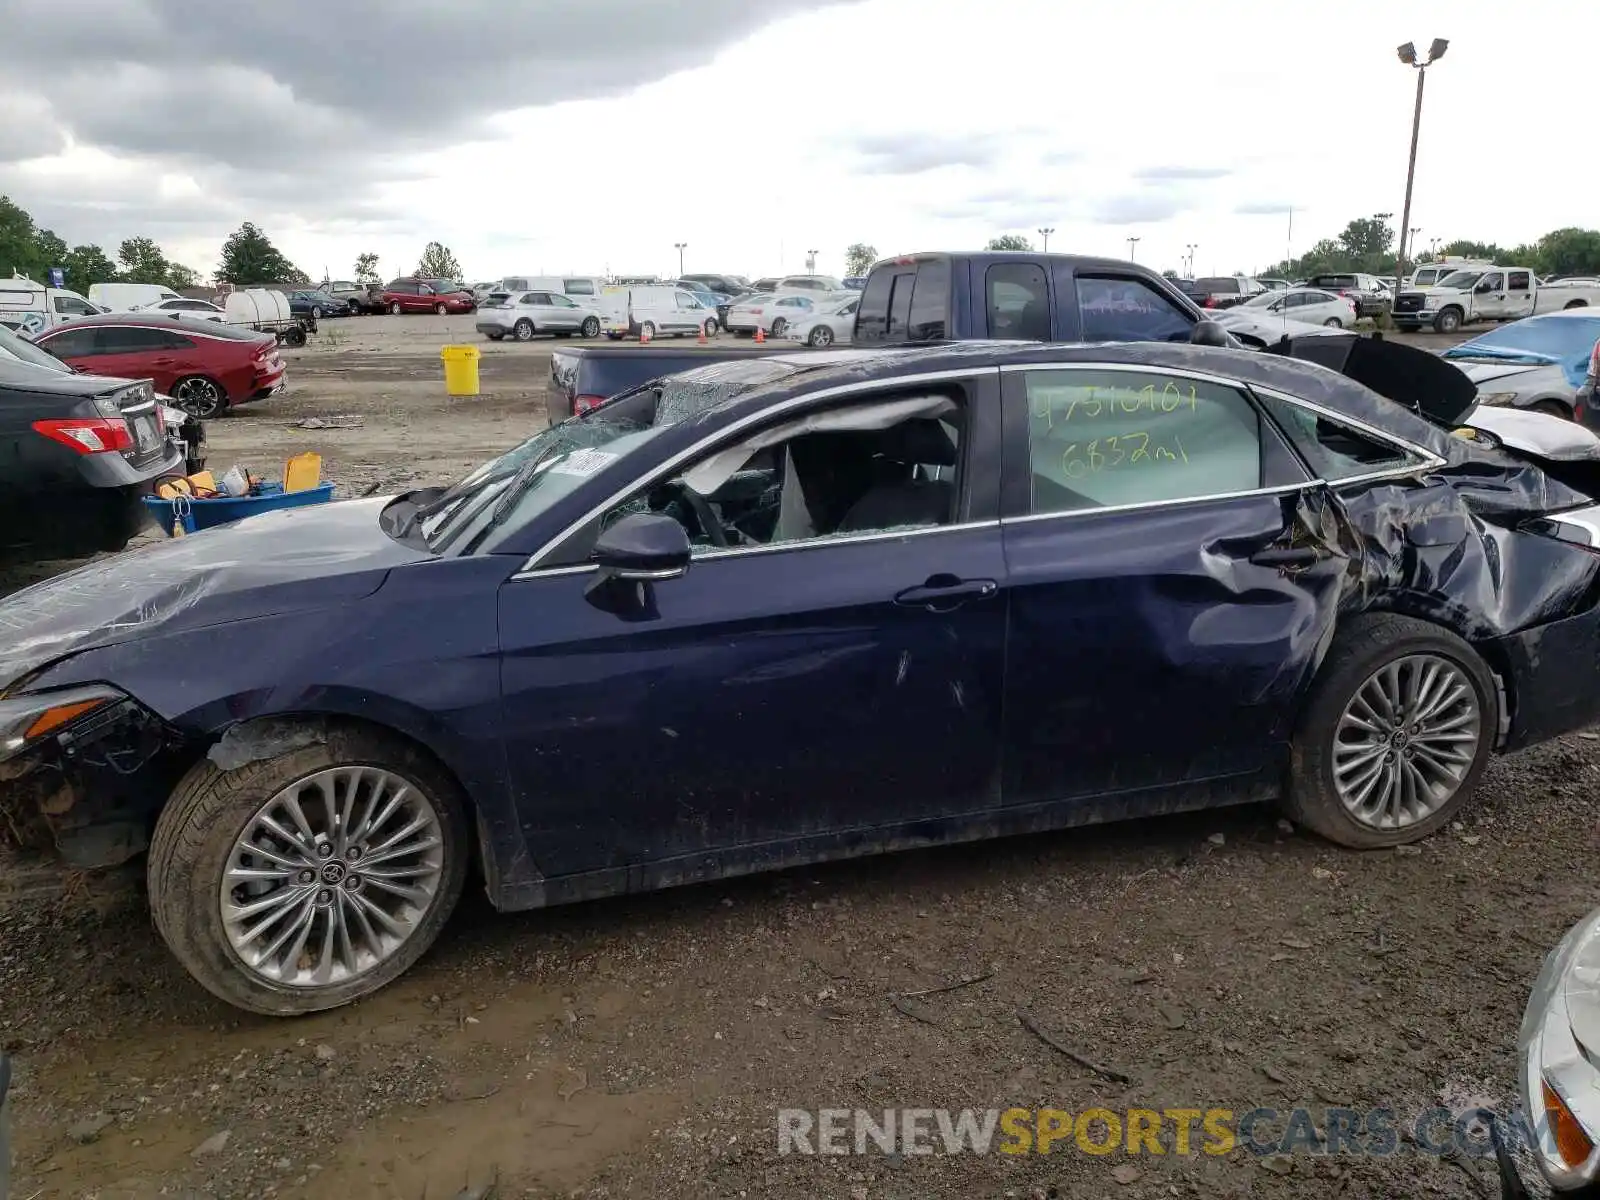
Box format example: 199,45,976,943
548,448,619,477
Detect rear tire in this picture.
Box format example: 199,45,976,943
1282,614,1496,848
434,303,447,315
1323,317,1343,328
486,332,505,341
581,317,601,338
514,319,535,341
171,375,227,419
310,306,323,320
1565,300,1588,310
389,302,402,315
771,318,787,337
703,318,719,336
639,321,657,340
148,723,470,1016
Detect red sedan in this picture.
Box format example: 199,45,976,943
33,314,286,418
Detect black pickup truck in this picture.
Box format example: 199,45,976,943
548,252,1230,418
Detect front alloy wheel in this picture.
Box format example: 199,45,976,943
1331,654,1482,830
220,767,444,989
148,725,469,1015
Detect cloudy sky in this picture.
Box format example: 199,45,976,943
0,0,1587,284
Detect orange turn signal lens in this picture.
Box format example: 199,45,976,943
23,698,111,740
1545,1081,1596,1169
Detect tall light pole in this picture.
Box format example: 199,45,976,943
1394,38,1448,294
1038,227,1055,252
806,248,819,274
1185,243,1198,276
674,242,687,275
1127,236,1140,261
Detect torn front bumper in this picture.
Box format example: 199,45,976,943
0,691,188,869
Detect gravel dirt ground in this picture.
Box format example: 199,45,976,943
1,315,1568,1200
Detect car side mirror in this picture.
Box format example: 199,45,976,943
591,512,690,581
1474,282,1492,294
1189,320,1229,347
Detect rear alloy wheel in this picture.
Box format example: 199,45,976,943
148,724,469,1015
581,316,601,338
809,325,834,347
1283,614,1495,848
514,319,535,341
172,375,227,418
389,302,403,315
771,318,787,337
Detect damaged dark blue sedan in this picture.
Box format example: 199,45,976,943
6,334,1600,1015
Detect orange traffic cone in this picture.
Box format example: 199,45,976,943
754,325,765,344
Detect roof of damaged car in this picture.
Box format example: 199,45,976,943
658,338,1469,451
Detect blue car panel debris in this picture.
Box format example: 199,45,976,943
8,333,1600,1014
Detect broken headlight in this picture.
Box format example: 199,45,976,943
0,684,127,763
1519,907,1600,1189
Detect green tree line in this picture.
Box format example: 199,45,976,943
1258,214,1600,281
0,194,311,290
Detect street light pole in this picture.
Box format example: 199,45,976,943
1038,226,1055,252
1127,236,1140,261
1185,243,1197,276
1394,38,1448,295
806,249,819,274
674,242,687,275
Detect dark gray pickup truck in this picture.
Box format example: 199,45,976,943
548,251,1235,418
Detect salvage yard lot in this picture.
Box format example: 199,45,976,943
1,315,1584,1199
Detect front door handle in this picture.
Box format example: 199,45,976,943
894,574,999,612
1249,546,1326,568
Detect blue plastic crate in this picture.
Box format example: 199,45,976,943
143,482,336,536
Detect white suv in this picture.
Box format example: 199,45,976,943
475,290,602,341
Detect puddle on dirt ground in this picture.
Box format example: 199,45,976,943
309,1071,674,1198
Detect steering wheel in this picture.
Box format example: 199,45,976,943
668,481,729,548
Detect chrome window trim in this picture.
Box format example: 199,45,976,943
510,519,1002,581
514,366,995,577
1248,382,1449,473
1000,481,1312,528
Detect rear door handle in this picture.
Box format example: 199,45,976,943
1249,546,1326,568
894,574,999,612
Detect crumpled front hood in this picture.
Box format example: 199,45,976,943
0,497,431,693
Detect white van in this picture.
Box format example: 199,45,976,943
496,275,609,300
88,282,183,312
597,285,716,339
0,277,103,334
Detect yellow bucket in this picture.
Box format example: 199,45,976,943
440,344,481,396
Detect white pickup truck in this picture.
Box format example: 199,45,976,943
1392,266,1600,334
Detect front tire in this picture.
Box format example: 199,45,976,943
148,723,470,1016
389,302,402,315
809,325,834,347
581,317,600,338
434,303,448,316
771,318,787,337
1283,614,1496,848
310,306,323,320
1323,317,1343,328
514,319,535,341
1434,307,1463,334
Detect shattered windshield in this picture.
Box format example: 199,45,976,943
415,357,821,553
1443,315,1600,364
